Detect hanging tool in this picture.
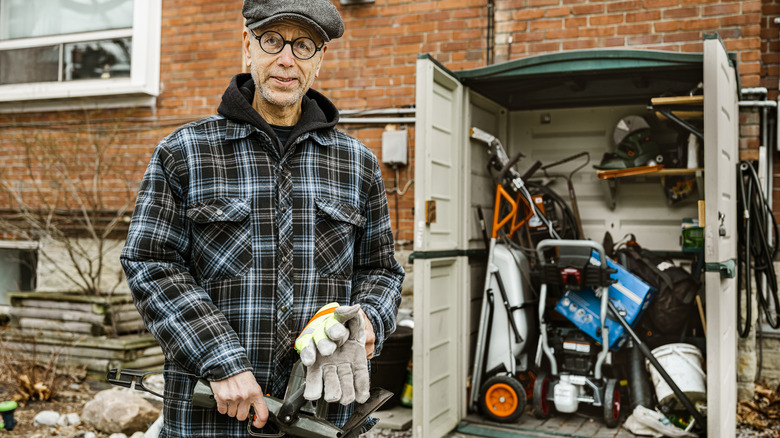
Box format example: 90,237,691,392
471,127,558,240
107,361,392,438
539,151,590,238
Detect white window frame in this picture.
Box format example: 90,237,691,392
0,0,161,112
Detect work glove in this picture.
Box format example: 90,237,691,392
294,302,349,365
300,304,370,405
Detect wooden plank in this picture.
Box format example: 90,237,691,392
117,354,166,369
11,328,88,341
612,427,634,438
113,319,147,333
655,110,703,121
17,317,104,336
9,306,106,324
555,415,589,435
591,424,620,438
516,415,550,429
110,303,140,314
13,299,98,313
536,415,579,435
4,341,135,360
2,331,158,350
572,418,605,438
9,291,134,306
650,95,703,106
112,309,144,323
140,346,163,357
6,350,110,372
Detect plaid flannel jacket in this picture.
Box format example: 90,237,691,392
121,114,404,437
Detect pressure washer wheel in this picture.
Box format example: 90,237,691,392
602,378,621,428
532,372,553,419
478,375,526,423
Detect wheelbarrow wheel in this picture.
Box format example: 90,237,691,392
533,372,553,419
602,378,621,428
479,375,526,423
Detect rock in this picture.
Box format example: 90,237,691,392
82,389,160,434
85,433,97,438
131,432,145,438
58,412,81,426
33,410,61,426
109,434,128,438
68,412,82,426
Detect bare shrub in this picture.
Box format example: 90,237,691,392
0,110,145,296
0,327,87,405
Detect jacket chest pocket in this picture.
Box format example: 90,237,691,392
314,198,366,279
186,198,252,282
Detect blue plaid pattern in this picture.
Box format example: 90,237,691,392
121,115,404,437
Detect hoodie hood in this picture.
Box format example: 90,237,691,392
217,73,339,150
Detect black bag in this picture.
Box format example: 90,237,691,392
616,242,699,335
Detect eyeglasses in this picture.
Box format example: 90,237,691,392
252,30,323,60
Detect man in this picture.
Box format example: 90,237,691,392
120,1,404,436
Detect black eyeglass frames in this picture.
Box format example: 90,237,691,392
251,30,323,60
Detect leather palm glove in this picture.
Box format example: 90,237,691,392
294,302,349,366
300,304,370,405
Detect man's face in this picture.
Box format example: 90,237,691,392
243,20,327,112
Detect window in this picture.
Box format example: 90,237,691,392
0,0,160,110
0,242,37,304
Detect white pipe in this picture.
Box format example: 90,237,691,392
738,101,777,108
340,108,416,116
338,117,415,124
742,87,769,96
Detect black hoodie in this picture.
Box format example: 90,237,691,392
216,73,340,154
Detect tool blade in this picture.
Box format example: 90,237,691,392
340,388,394,438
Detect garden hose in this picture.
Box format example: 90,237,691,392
736,160,780,338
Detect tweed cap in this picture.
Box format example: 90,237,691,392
243,0,344,42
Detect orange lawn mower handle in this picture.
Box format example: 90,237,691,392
491,184,534,239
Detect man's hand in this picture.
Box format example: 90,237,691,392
360,308,376,360
210,371,269,429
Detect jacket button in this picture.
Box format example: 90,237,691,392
216,209,223,216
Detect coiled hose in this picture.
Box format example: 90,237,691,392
736,160,780,338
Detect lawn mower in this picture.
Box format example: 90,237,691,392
532,239,655,428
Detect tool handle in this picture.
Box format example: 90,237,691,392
192,379,217,408
497,151,524,183
607,301,707,430
521,160,543,181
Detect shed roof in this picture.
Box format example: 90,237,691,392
421,49,722,110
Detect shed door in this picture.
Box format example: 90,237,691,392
703,36,738,438
412,57,466,438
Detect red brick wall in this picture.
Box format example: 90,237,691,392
1,0,777,246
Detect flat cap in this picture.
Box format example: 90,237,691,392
243,0,345,42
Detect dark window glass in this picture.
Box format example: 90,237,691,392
64,38,132,81
0,45,59,84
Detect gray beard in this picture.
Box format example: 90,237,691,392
251,68,305,109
